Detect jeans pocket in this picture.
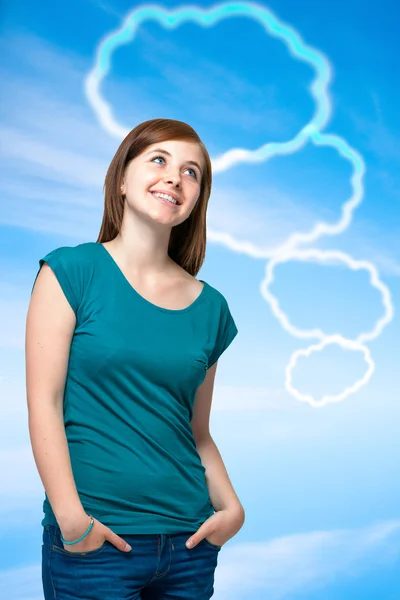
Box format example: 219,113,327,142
202,537,222,551
52,541,108,557
49,524,108,558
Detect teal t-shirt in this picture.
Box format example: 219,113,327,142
32,241,238,534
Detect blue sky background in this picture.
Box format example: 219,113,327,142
1,0,399,598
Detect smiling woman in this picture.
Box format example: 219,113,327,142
26,118,243,600
99,119,212,276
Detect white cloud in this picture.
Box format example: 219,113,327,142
1,125,107,189
213,519,400,599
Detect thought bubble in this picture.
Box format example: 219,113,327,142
85,2,394,407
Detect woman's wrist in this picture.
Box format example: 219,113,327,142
57,509,90,535
60,515,94,545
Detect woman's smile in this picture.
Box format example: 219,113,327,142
150,191,180,208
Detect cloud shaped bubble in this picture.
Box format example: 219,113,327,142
84,2,394,407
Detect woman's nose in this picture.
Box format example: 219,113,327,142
164,172,181,186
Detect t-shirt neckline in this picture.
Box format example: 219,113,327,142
95,242,208,314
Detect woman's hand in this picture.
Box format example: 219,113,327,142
60,515,132,553
186,506,245,549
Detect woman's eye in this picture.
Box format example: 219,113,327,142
187,168,198,180
151,156,198,179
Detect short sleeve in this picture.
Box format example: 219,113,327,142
207,296,238,369
31,246,82,314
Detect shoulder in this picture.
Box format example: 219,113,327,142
39,242,99,279
203,282,238,369
200,279,229,311
35,242,97,314
42,241,96,264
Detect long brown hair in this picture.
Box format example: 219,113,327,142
96,118,212,277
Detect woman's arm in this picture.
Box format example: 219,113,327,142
191,362,245,516
25,263,87,535
187,363,244,548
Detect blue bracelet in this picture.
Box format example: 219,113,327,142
60,515,94,545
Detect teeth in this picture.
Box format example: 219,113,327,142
152,192,178,204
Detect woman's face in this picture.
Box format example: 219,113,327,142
121,139,205,227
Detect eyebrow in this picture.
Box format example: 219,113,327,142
146,148,203,176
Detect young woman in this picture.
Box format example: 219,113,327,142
26,118,244,599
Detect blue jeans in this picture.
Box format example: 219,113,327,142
42,523,221,599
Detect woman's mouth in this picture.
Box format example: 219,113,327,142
150,191,179,207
